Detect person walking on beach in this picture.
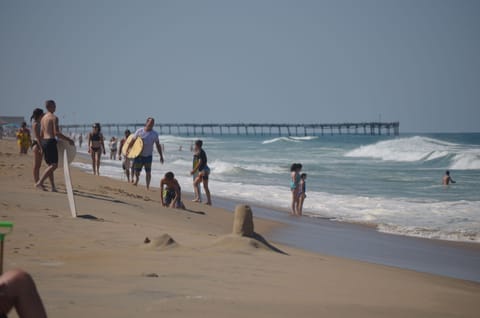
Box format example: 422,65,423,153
118,129,134,183
30,108,44,183
88,123,106,176
109,136,118,160
126,117,164,190
290,163,302,215
35,100,74,191
78,134,83,148
16,122,31,154
443,170,456,185
191,140,211,205
297,173,307,216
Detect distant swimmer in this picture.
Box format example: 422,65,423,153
442,170,456,185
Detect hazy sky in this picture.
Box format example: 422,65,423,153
1,0,479,132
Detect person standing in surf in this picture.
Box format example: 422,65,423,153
88,123,106,176
442,170,456,185
191,145,202,203
190,140,212,205
297,173,307,216
35,100,74,192
290,163,302,215
30,108,44,183
126,117,164,190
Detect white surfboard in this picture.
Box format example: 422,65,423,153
57,139,77,164
63,148,77,218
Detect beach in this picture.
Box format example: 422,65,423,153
1,138,479,318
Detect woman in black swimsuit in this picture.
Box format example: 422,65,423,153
88,123,106,176
30,108,44,183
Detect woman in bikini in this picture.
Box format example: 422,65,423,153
88,123,106,175
30,108,44,183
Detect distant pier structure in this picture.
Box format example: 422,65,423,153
61,122,399,137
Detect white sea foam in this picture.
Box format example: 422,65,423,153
345,136,480,170
450,151,480,170
262,136,318,144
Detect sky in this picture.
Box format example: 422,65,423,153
0,0,479,133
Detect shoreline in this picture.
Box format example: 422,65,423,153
1,139,479,317
72,151,480,282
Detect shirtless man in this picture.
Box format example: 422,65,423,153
126,117,164,190
35,100,74,191
160,172,185,209
442,170,456,185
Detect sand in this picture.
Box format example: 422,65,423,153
0,139,479,318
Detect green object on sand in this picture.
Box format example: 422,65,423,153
0,221,13,241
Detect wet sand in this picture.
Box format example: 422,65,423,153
0,139,479,318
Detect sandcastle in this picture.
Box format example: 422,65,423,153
232,204,254,237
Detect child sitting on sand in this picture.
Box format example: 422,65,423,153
297,173,307,216
160,172,185,209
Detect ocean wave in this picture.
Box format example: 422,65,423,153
262,136,317,144
377,224,479,242
345,136,480,170
209,159,285,175
450,152,480,170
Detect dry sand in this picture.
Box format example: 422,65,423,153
0,139,479,318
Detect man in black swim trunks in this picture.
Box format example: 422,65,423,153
35,100,74,192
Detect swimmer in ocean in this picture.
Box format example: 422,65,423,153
442,170,456,185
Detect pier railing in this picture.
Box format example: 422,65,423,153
61,122,399,137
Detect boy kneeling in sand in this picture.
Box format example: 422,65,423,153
160,172,185,209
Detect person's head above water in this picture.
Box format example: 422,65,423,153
145,117,155,131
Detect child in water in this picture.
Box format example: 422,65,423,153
160,172,185,209
297,173,307,216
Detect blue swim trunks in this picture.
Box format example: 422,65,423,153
133,155,153,172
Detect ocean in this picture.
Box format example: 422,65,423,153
72,132,480,243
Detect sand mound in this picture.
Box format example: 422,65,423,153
142,234,178,250
211,234,283,254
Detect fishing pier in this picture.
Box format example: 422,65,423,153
61,122,399,137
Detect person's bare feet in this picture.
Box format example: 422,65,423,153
35,184,47,191
205,202,212,206
51,187,58,192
